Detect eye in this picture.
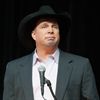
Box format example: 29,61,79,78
41,24,48,28
53,24,59,29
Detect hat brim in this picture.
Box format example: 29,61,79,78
18,13,71,51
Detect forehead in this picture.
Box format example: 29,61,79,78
36,17,58,25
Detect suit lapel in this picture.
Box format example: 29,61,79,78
56,51,73,100
18,51,73,100
19,53,34,100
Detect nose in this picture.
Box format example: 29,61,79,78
48,26,54,34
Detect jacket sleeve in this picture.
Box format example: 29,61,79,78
3,63,15,100
81,59,100,100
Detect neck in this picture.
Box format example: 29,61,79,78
36,47,57,60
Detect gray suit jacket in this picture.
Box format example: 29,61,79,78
3,50,99,100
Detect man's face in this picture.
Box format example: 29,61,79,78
31,18,60,48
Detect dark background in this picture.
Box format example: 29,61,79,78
0,0,100,99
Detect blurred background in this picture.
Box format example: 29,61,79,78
0,0,100,99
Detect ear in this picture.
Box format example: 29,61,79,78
31,30,36,40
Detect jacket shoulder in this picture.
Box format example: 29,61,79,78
7,53,33,66
60,50,90,63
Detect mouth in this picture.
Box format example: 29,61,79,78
46,36,55,39
45,37,55,40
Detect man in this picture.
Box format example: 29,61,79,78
3,5,99,100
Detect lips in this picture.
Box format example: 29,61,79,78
46,37,55,40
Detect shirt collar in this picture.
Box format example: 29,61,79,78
33,48,59,65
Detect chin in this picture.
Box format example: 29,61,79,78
46,43,57,47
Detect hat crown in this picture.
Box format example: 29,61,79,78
38,5,56,14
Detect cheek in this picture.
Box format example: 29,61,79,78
55,29,59,35
32,30,43,40
35,33,44,42
57,35,60,41
55,31,60,39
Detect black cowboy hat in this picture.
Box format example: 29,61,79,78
18,5,71,50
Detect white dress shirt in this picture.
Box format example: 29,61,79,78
32,49,59,100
